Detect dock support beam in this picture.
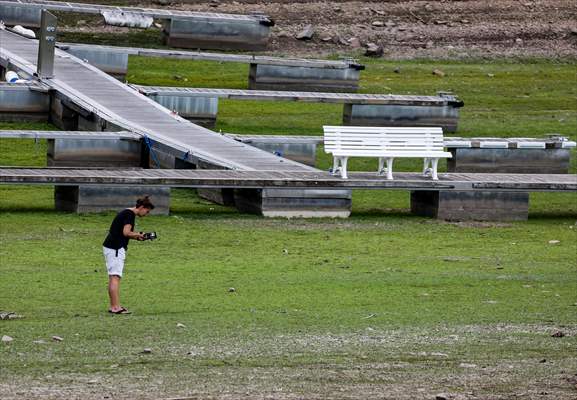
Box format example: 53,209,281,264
0,83,50,122
62,47,128,81
148,95,218,128
163,18,271,51
410,191,529,221
0,6,42,28
48,138,170,215
248,64,361,93
233,188,352,218
447,148,572,174
343,103,459,133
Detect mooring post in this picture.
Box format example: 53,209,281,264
37,10,57,79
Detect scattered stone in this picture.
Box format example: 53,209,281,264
0,311,22,320
373,10,385,16
431,352,449,357
515,37,523,44
425,41,434,49
228,287,236,293
570,28,577,36
282,248,289,254
551,331,565,338
372,21,385,27
173,75,184,81
435,395,448,400
209,0,220,7
364,42,383,57
394,67,401,74
76,20,87,26
52,336,63,342
336,35,349,46
459,362,477,368
424,4,433,11
540,359,547,363
548,240,560,244
432,69,445,77
487,73,495,78
333,6,342,13
141,348,152,354
176,323,186,328
348,37,362,48
461,19,470,24
435,20,448,25
33,339,46,344
385,20,396,28
321,36,332,42
153,22,163,29
296,25,314,40
152,0,172,4
2,335,14,343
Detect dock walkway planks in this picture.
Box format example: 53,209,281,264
1,168,575,192
131,85,453,106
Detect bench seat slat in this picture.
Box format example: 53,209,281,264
331,151,452,157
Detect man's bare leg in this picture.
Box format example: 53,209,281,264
108,275,121,312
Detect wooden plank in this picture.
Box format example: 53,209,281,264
0,130,140,140
131,85,449,106
1,168,575,192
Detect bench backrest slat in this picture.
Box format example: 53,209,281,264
323,126,445,153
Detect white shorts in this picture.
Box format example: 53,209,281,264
103,247,126,277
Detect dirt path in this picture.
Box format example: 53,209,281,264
145,0,577,59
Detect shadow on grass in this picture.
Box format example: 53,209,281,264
528,211,577,220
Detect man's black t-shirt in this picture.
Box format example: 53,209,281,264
103,209,135,250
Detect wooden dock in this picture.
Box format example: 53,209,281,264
57,42,363,70
1,168,575,192
0,29,314,173
131,85,457,106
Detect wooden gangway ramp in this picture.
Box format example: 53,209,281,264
1,168,575,192
0,29,314,173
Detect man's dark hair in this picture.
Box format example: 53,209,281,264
136,195,155,210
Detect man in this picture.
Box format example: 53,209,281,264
103,196,155,314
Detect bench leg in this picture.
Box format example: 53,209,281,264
423,158,431,176
331,156,340,176
386,157,394,180
340,157,349,179
378,157,386,176
431,158,439,180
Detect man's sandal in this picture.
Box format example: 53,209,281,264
108,307,132,315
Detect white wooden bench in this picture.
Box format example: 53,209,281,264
323,126,452,180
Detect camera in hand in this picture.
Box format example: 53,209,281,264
142,231,157,241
